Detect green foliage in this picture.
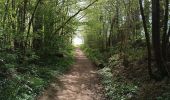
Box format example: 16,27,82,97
156,93,170,100
82,45,139,100
0,46,74,100
1,52,17,64
99,67,138,100
0,76,35,100
83,47,103,60
24,50,40,64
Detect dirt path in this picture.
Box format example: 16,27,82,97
37,48,105,100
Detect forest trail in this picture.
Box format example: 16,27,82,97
37,48,105,100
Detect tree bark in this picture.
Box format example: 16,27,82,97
139,0,152,77
162,0,169,61
152,0,167,78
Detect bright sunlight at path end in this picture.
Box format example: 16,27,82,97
73,36,83,46
37,48,105,100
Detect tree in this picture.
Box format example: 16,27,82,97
152,0,168,79
162,0,169,61
139,0,152,77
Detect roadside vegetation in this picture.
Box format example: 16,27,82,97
82,0,170,99
1,0,170,100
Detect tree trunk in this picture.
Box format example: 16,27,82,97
32,1,43,50
26,0,41,45
14,0,28,49
139,0,152,77
152,0,167,78
162,0,169,61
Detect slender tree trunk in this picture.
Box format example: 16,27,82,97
2,0,10,48
109,17,114,47
3,0,10,29
14,0,28,49
32,1,43,50
26,0,41,46
162,0,169,61
139,0,152,77
11,0,16,49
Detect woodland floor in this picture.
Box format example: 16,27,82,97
37,48,105,100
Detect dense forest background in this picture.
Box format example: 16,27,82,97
0,0,170,100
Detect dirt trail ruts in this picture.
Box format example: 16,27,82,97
37,48,105,100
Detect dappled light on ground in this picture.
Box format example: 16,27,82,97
38,48,105,100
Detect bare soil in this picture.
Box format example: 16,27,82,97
37,48,105,100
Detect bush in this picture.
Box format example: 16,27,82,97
0,46,74,100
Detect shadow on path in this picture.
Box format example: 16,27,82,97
37,48,105,100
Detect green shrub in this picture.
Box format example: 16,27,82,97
0,46,74,100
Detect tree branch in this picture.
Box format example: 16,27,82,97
54,0,98,34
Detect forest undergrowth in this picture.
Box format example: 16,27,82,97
0,46,74,100
82,42,170,100
1,0,170,99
